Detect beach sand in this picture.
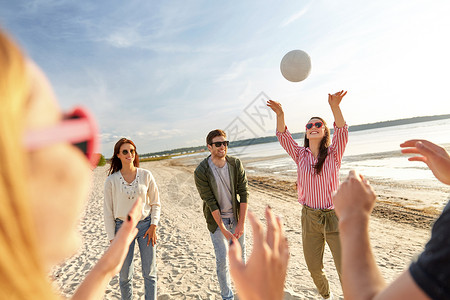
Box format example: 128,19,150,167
51,156,449,299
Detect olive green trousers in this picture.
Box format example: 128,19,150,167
301,205,342,298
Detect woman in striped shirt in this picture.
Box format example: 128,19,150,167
267,91,348,300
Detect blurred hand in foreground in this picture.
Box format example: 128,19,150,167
72,199,142,300
400,139,450,185
229,207,289,300
333,170,377,223
105,199,142,274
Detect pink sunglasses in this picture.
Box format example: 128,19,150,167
24,106,99,168
305,121,323,130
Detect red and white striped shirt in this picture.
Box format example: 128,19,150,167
276,123,348,209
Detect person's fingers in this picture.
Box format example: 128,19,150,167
144,232,150,246
401,140,441,154
228,236,244,281
115,199,142,244
401,148,421,154
276,216,289,263
265,206,279,251
248,210,265,247
347,170,360,181
342,91,347,97
408,156,427,163
129,198,143,221
415,141,444,158
400,139,425,148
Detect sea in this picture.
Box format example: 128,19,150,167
173,118,450,210
221,118,450,185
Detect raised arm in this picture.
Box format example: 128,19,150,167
328,90,347,128
333,170,386,299
333,171,431,300
229,207,289,300
267,100,286,133
72,200,142,300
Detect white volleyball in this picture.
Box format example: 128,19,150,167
280,49,312,82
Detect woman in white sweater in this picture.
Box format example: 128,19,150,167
104,138,161,300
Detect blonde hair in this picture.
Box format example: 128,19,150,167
0,30,59,299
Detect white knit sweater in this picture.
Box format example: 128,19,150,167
104,168,161,240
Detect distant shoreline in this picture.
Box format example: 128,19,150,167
140,114,450,158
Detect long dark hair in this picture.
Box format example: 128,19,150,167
108,138,139,175
304,117,330,175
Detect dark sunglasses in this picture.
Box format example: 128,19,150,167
121,149,135,155
25,106,99,168
305,122,323,130
209,141,229,147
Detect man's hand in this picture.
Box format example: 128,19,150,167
234,221,245,239
400,139,450,185
333,170,376,225
221,228,234,241
144,224,157,246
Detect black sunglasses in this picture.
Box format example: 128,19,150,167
209,141,229,147
305,122,323,129
122,149,135,155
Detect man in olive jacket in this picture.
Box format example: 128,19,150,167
194,129,248,300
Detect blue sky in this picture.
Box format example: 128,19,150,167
1,0,450,156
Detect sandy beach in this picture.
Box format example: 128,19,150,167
51,155,449,299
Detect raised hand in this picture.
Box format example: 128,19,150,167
72,199,142,299
266,100,284,116
333,170,377,224
328,90,347,107
400,140,450,185
266,100,286,133
228,208,290,300
101,199,142,275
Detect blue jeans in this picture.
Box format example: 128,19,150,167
210,217,246,300
115,216,157,300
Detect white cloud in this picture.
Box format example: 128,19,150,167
280,3,312,28
215,60,249,82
